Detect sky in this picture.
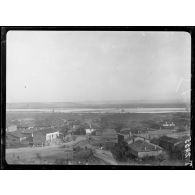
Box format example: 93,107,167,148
7,31,191,103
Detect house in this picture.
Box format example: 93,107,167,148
90,129,117,149
17,125,32,131
117,130,132,143
128,140,163,158
102,129,118,143
127,136,149,145
66,119,80,127
34,125,51,130
73,124,81,130
101,129,118,148
7,131,30,142
6,133,20,147
158,136,182,152
46,131,64,145
6,131,33,148
162,121,175,129
117,133,125,143
6,125,17,132
46,131,62,142
85,128,95,135
171,142,185,160
33,129,63,146
120,128,148,135
120,128,131,133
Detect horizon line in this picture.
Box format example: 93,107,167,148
6,99,190,104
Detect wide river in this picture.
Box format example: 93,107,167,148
6,107,189,113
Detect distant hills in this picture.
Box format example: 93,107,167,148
6,100,190,109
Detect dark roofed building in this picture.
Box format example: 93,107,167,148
173,142,185,160
6,131,33,148
159,136,181,152
128,140,163,158
120,128,130,131
7,131,29,141
19,128,36,134
102,129,118,144
117,133,125,143
118,130,132,143
6,133,20,147
126,135,148,145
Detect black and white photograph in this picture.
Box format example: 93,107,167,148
4,29,191,167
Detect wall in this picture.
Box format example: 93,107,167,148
138,150,163,158
46,132,59,142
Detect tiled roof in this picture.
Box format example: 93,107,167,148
7,131,27,138
102,129,117,135
129,140,161,152
33,128,58,135
119,130,130,135
120,128,131,132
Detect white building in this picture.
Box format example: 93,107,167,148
46,131,60,142
85,128,95,135
163,121,175,127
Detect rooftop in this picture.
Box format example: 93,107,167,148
7,131,28,138
159,136,180,144
120,128,131,132
102,129,117,135
118,130,130,135
33,128,58,136
129,140,161,152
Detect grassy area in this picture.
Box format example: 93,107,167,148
7,111,190,131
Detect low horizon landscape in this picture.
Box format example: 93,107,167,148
5,31,191,167
6,99,190,109
6,100,191,166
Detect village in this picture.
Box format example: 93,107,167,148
6,111,190,165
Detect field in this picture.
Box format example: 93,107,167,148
6,145,69,164
6,111,190,130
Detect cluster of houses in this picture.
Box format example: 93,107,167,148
6,119,62,148
6,128,64,148
116,128,187,160
162,121,175,128
6,118,187,162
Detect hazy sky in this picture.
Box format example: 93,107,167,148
7,31,191,103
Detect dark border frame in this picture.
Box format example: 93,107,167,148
1,26,194,170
